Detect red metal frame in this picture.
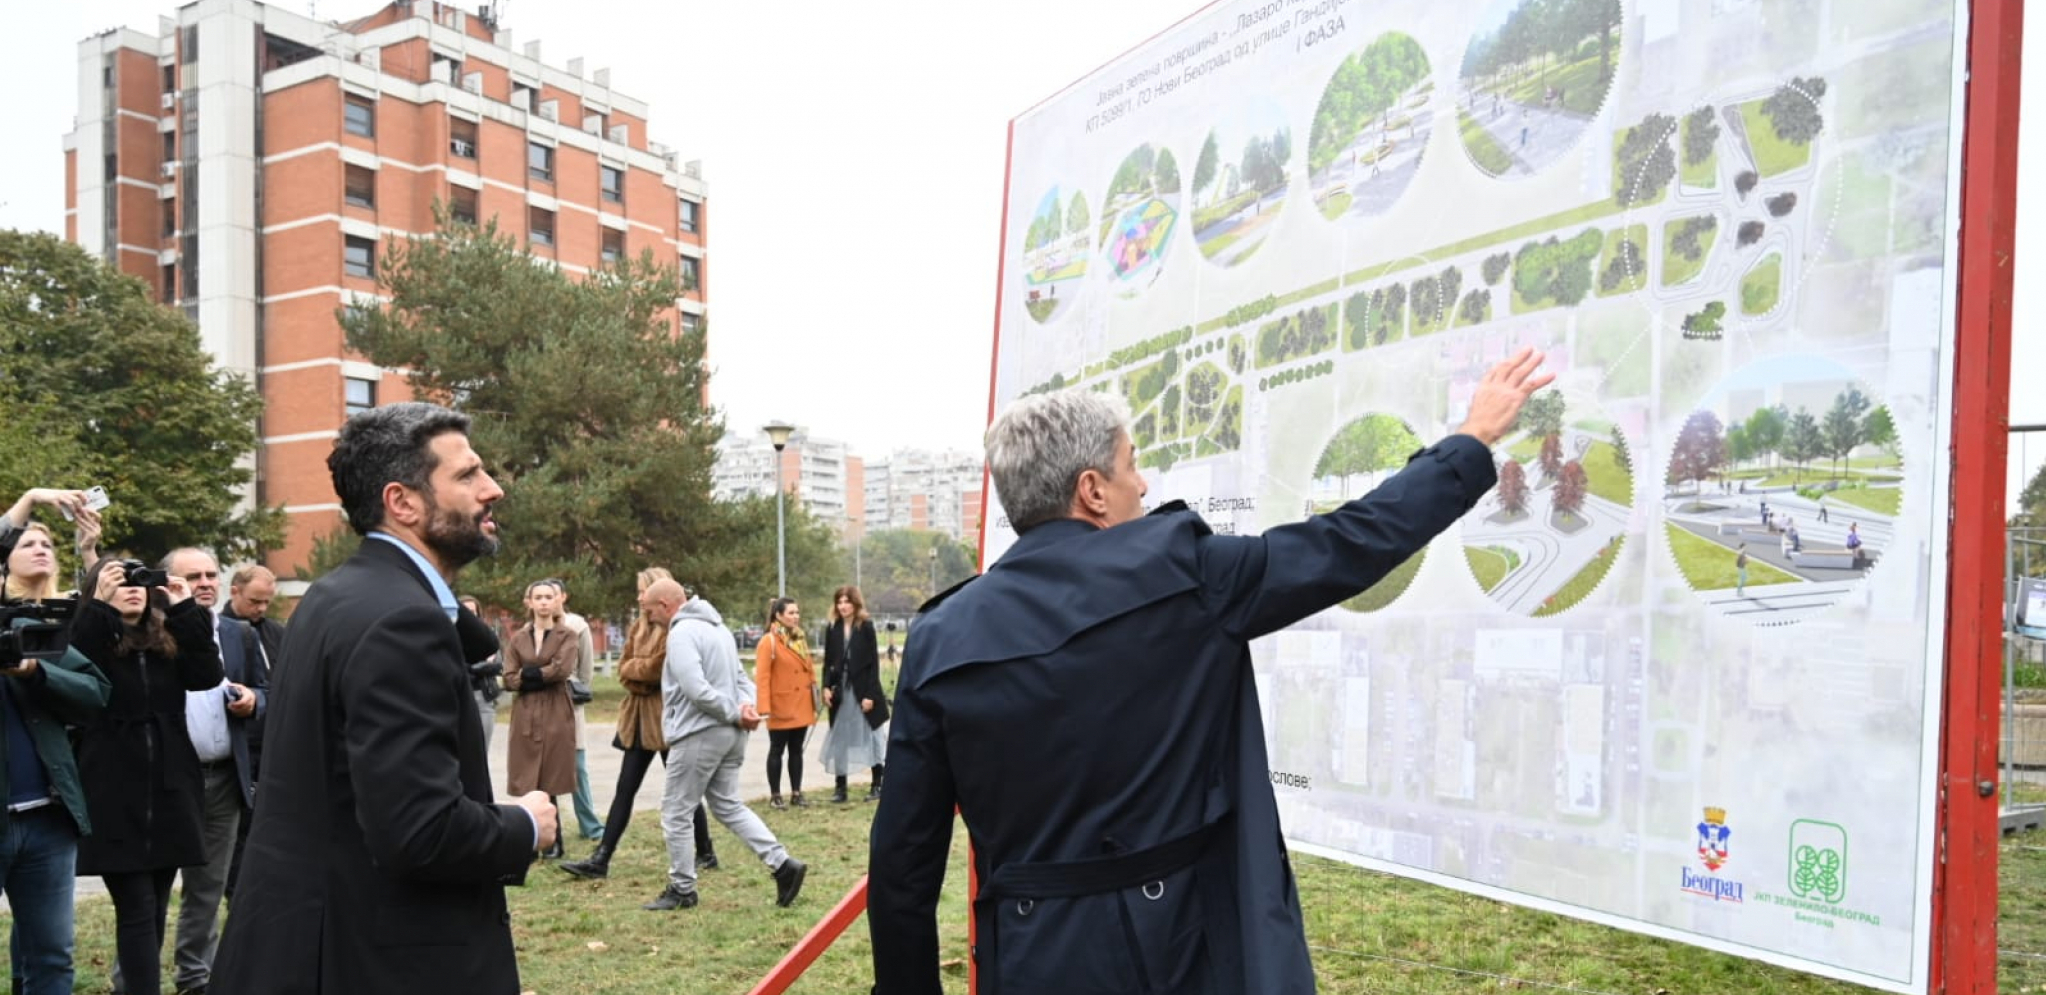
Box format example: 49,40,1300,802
1933,0,2022,991
745,877,871,995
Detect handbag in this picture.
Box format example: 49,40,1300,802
567,676,594,706
811,682,825,721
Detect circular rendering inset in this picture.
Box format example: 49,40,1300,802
1019,186,1091,325
1191,99,1292,266
1313,413,1430,612
1308,32,1437,222
1459,388,1634,616
1098,143,1183,299
1456,0,1623,179
1661,355,1900,625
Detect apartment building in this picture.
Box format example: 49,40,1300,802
863,449,984,541
711,431,866,537
65,0,709,575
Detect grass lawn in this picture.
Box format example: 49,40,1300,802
1741,252,1783,315
1680,116,1718,188
1661,215,1718,287
1458,109,1513,176
1465,545,1517,592
1200,229,1250,260
1665,522,1799,591
1024,298,1058,322
1580,440,1634,506
1337,199,1622,293
1194,190,1259,231
1507,435,1542,462
1738,98,1815,177
1596,225,1648,297
1828,485,1902,516
1499,55,1612,117
1343,550,1425,613
1317,189,1354,220
1532,537,1622,617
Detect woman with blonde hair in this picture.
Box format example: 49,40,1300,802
821,585,888,802
503,578,579,859
756,597,818,808
559,568,717,879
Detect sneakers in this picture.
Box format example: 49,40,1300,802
773,856,808,908
769,794,787,810
697,852,720,871
642,885,700,911
790,791,809,808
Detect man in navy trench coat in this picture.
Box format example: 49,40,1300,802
869,349,1551,995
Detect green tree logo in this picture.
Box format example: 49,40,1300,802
1787,820,1848,904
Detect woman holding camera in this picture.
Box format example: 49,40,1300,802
68,556,224,995
503,578,578,858
2,487,100,600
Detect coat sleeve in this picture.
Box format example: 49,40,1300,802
754,638,775,713
573,623,595,685
821,626,844,692
867,661,954,995
852,622,883,703
617,628,664,687
341,601,534,881
67,599,125,667
164,600,225,691
20,645,110,725
1201,434,1498,641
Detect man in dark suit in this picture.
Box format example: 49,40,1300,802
869,349,1552,995
218,563,282,902
213,402,556,994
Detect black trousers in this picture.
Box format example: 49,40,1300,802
605,746,712,856
765,727,808,795
103,867,178,995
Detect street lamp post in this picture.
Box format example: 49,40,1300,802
764,421,797,598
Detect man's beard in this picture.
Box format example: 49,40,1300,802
423,493,499,571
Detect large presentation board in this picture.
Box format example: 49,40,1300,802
983,1,1969,990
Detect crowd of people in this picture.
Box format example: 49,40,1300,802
0,403,893,992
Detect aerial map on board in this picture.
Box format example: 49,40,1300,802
985,0,1965,990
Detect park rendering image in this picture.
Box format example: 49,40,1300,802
988,0,1968,990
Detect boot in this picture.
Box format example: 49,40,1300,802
866,765,885,801
642,884,699,911
773,856,808,908
559,841,614,880
790,790,808,808
831,776,849,804
769,793,786,810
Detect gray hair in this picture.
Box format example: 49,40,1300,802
985,389,1132,532
328,402,473,536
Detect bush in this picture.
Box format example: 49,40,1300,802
1737,221,1765,248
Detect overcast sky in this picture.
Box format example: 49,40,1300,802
2,0,2039,506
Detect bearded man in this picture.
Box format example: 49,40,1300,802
213,403,557,994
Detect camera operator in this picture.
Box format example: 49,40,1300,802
0,494,112,995
68,556,224,995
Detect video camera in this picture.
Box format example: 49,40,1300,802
0,598,77,669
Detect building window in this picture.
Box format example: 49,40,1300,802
601,228,623,263
450,116,477,159
680,256,700,292
162,65,176,92
601,165,624,204
182,25,198,62
449,185,477,225
161,203,175,239
344,164,376,208
527,142,553,182
162,131,176,165
344,95,375,138
528,206,554,247
679,199,700,234
161,265,176,304
680,312,701,336
344,376,376,416
344,235,375,279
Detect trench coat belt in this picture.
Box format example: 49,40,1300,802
979,821,1219,900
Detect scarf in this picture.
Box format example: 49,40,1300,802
772,621,811,664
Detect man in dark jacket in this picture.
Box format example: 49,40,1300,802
868,348,1551,994
212,403,557,994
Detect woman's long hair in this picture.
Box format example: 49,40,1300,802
80,555,177,658
4,523,64,602
832,585,871,627
631,567,673,643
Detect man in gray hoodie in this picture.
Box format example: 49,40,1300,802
639,578,806,911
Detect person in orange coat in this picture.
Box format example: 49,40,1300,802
755,598,818,808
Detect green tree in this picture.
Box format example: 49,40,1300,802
1762,76,1828,145
1822,386,1872,481
1513,389,1568,440
1683,105,1720,165
340,212,752,611
844,528,979,616
1863,404,1898,461
2014,462,2046,529
1783,408,1824,484
1614,113,1677,206
1745,405,1786,470
1066,192,1090,237
1194,130,1220,200
1153,149,1182,195
0,230,279,561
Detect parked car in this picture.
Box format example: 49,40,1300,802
735,624,764,650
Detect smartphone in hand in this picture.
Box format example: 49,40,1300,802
60,486,110,523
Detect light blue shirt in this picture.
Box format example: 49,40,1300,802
367,532,459,621
184,612,233,763
364,532,537,848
